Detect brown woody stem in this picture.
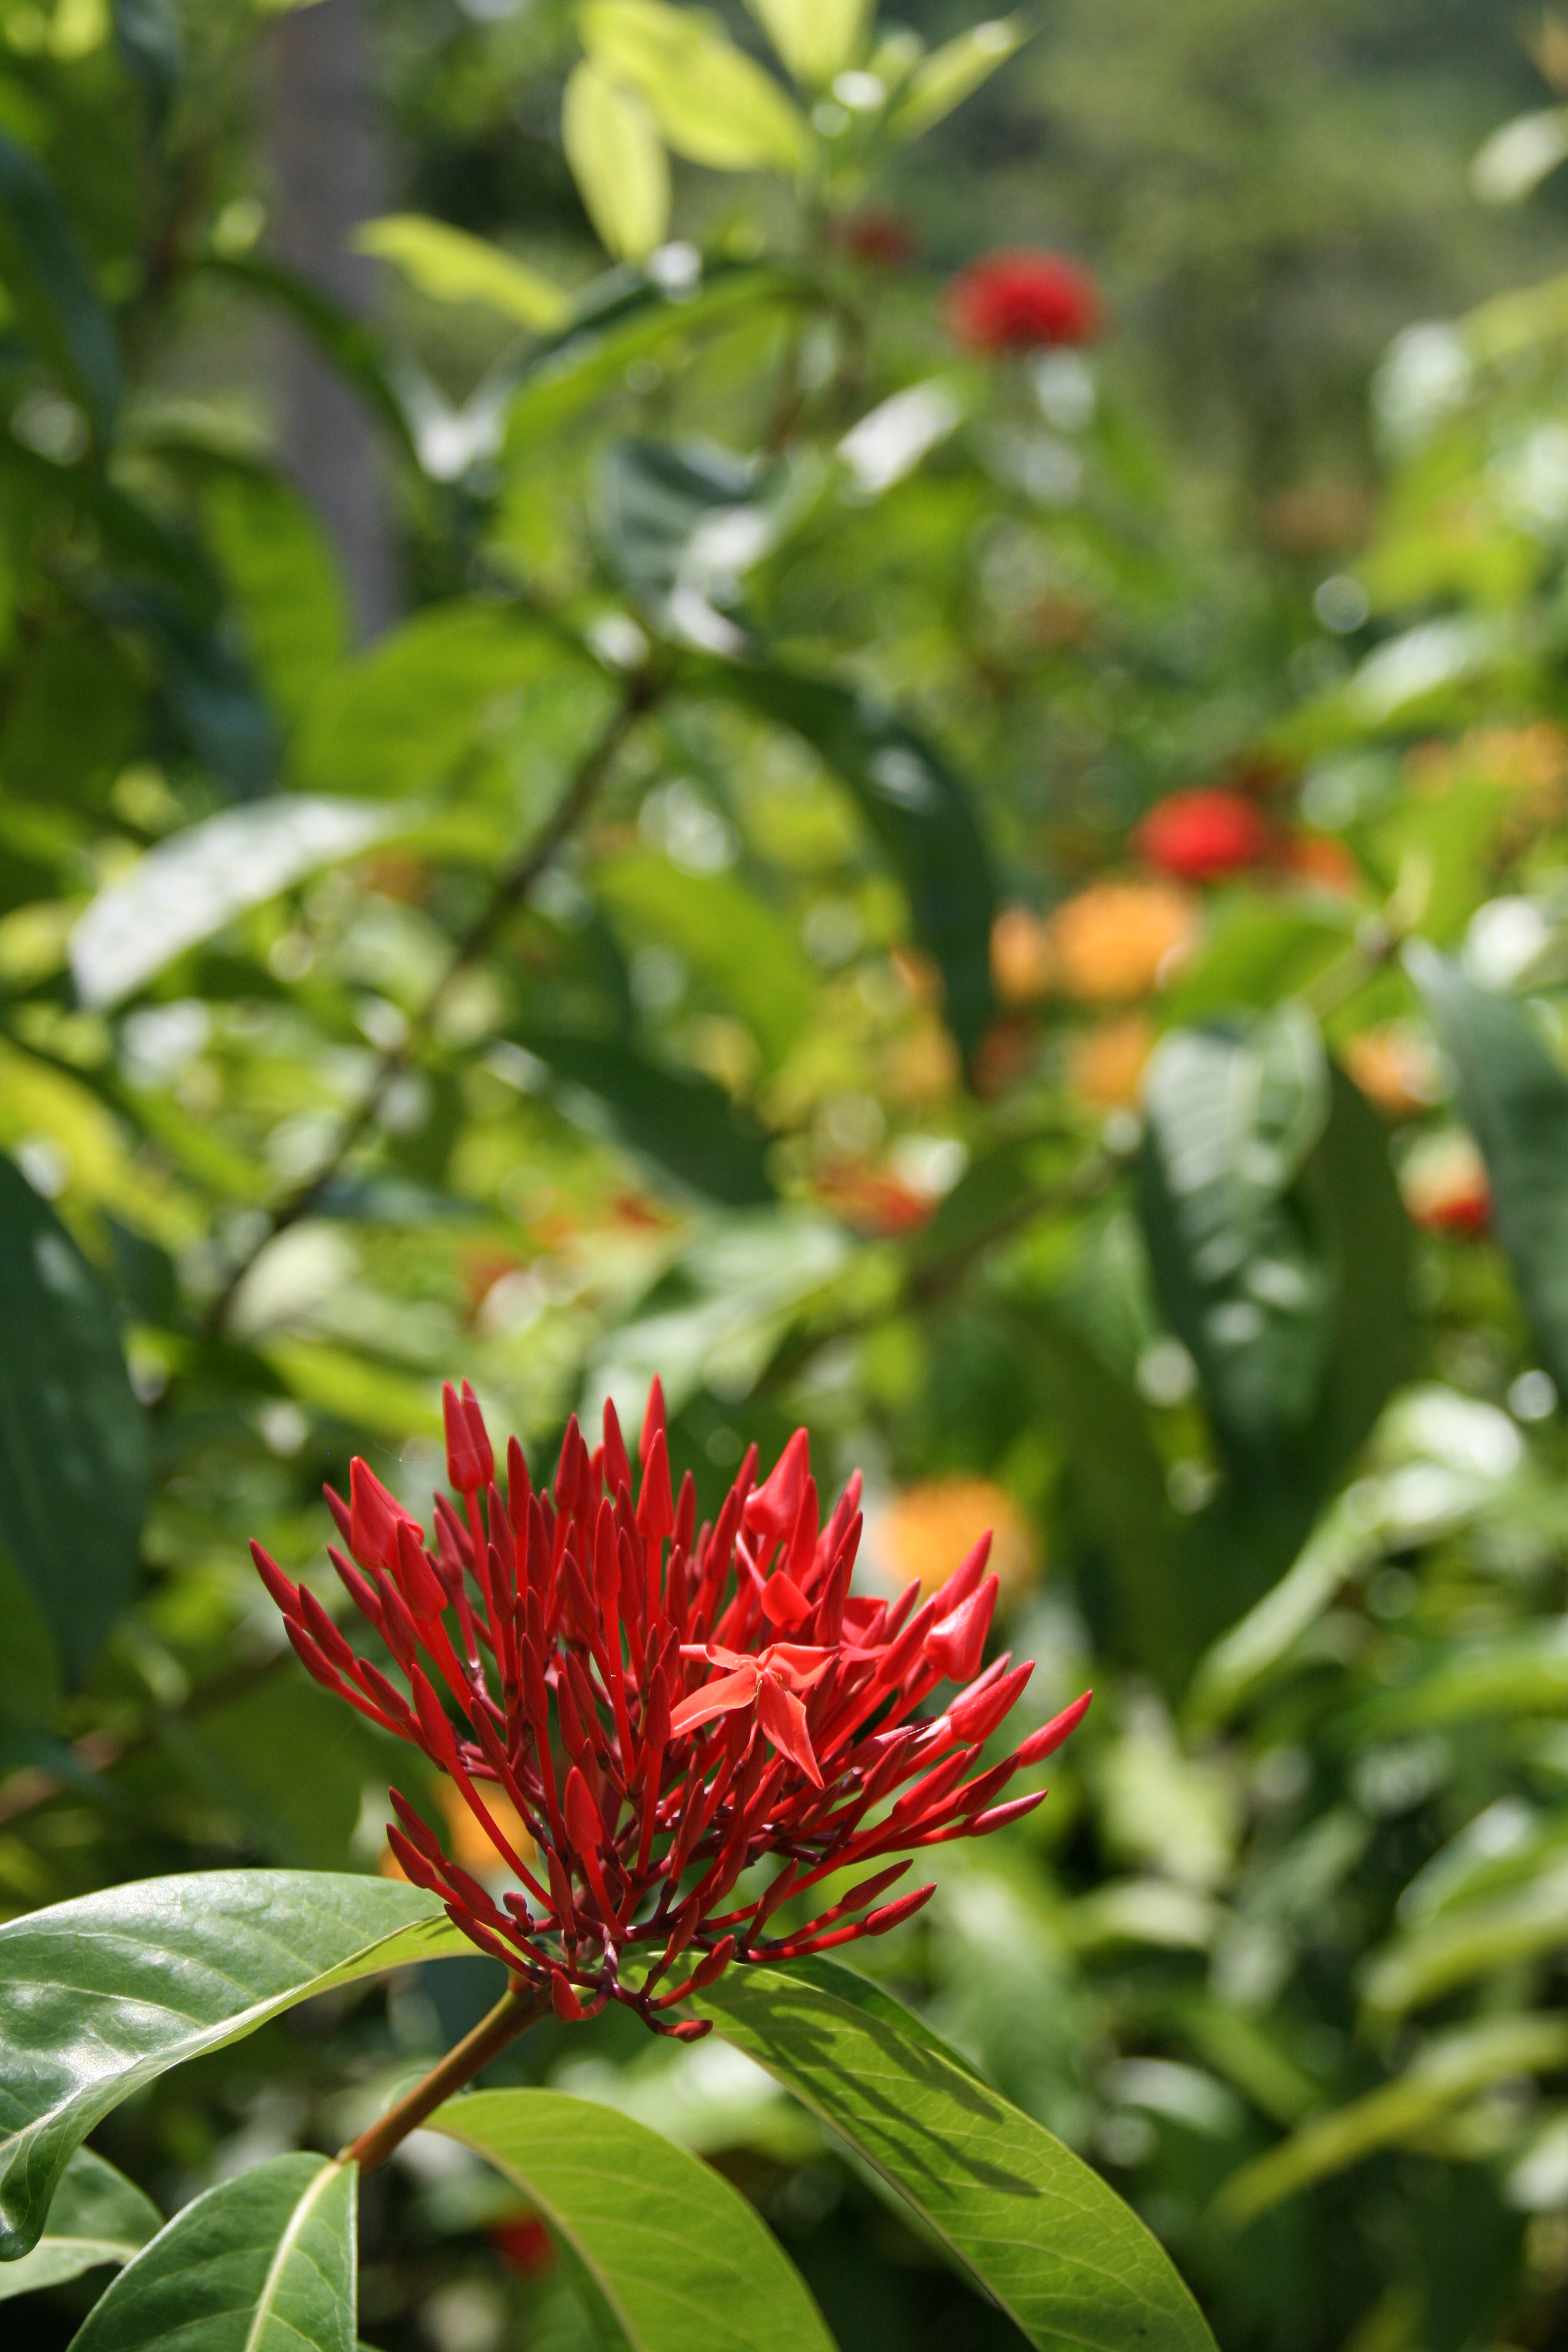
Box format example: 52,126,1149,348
340,1979,549,2175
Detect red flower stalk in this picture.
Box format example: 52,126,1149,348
252,1379,1089,2039
946,250,1101,353
1135,787,1279,884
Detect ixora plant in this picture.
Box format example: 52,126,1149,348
0,1386,1215,2352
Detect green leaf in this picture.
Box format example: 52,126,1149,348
69,2153,356,2352
198,254,423,472
112,0,182,131
1214,2017,1568,2229
202,469,351,724
431,2089,835,2352
354,215,570,331
0,133,122,443
701,665,997,1065
0,1872,459,2257
563,64,671,263
1138,1009,1333,1472
596,438,763,624
596,852,815,1070
887,18,1024,141
580,0,809,171
1407,947,1568,1396
1471,106,1568,205
0,2151,159,2305
744,0,871,86
0,1154,147,1686
1362,1860,1568,2020
68,796,410,1009
521,1028,776,1205
696,1957,1217,2351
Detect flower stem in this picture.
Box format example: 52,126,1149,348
340,1979,549,2176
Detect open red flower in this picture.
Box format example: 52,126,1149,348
946,250,1101,353
1135,788,1277,884
252,1380,1088,2038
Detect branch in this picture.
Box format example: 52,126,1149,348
204,668,660,1337
341,1980,549,2174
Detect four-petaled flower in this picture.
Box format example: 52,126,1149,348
251,1379,1089,2038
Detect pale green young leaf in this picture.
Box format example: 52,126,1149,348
431,2088,836,2352
696,1957,1217,2351
0,2151,159,2305
0,1873,459,2258
69,2153,356,2352
354,215,570,331
580,0,809,170
887,18,1024,141
563,64,671,261
743,0,871,88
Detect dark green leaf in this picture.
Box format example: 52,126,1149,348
0,1154,147,1684
522,1028,776,1205
0,1872,459,2257
596,438,763,620
697,1957,1217,2351
0,2151,159,2305
0,135,121,443
701,664,997,1065
112,0,182,134
70,2152,356,2352
198,255,422,472
432,2088,836,2352
1408,946,1568,1394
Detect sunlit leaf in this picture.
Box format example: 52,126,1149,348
697,1957,1217,2351
354,215,569,330
0,1873,459,2257
0,1153,146,1686
744,0,871,87
562,64,671,263
69,796,410,1009
69,2152,356,2352
580,0,809,170
0,2151,158,2305
887,18,1024,141
202,469,351,724
431,2089,836,2352
1472,107,1568,204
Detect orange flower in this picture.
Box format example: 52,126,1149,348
991,906,1057,1006
1400,1132,1491,1237
1067,1014,1154,1110
1344,1025,1439,1120
1284,833,1361,895
878,1478,1038,1606
1050,882,1198,1002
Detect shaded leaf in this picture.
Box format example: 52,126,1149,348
596,851,815,1070
202,469,351,724
111,0,181,132
0,1873,460,2256
0,2151,158,2305
0,1154,147,1685
432,2089,835,2352
69,796,409,1009
70,2152,355,2352
562,64,671,263
0,134,121,443
521,1028,776,1206
697,1956,1217,2351
703,664,996,1065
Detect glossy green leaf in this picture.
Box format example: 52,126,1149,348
697,1956,1217,2351
1138,1008,1333,1470
580,0,809,170
70,2152,356,2352
0,134,121,443
354,215,569,330
1408,947,1568,1396
521,1028,776,1205
69,797,410,1009
704,665,997,1065
596,852,815,1070
432,2089,835,2352
0,1872,460,2257
563,64,671,263
744,0,871,86
1215,2017,1568,2228
597,438,766,626
0,1154,147,1686
0,2151,159,2305
888,18,1024,140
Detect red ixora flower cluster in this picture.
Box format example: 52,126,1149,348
1135,787,1279,884
946,250,1101,353
252,1381,1089,2040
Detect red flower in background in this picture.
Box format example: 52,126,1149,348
1135,788,1277,884
838,211,916,266
946,250,1101,353
252,1380,1087,2039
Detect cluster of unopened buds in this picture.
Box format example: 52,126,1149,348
252,1380,1089,2040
